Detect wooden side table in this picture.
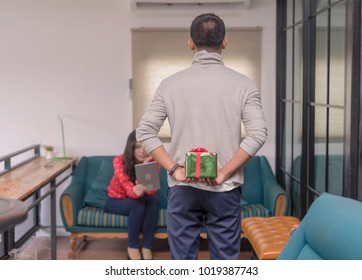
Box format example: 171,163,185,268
0,156,76,259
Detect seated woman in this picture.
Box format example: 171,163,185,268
104,130,160,260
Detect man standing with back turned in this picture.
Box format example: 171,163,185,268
136,13,267,260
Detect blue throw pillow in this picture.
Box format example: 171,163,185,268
84,159,114,208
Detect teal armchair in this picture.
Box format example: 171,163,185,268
278,193,362,260
241,156,288,218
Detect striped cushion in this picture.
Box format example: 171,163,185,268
77,207,167,228
241,204,269,219
77,205,267,228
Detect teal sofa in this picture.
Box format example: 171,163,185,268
60,155,287,258
278,193,362,260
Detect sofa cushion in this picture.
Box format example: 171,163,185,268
78,206,127,227
84,159,114,208
77,206,168,228
240,204,269,219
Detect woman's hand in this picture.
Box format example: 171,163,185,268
143,155,153,163
133,184,147,197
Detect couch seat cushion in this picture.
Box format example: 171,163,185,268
77,207,167,228
241,204,269,219
78,207,128,228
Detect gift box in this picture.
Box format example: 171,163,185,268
185,148,217,179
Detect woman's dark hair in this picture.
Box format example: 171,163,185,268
190,13,225,50
123,130,137,183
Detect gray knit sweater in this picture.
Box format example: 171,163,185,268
136,50,267,192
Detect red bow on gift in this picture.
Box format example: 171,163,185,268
189,148,209,178
190,147,208,153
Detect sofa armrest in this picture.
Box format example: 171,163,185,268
263,179,288,216
60,182,85,228
257,156,288,216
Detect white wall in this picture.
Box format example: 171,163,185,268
0,0,276,235
0,0,132,158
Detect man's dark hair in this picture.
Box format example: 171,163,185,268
190,13,225,49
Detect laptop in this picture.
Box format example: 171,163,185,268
135,161,160,191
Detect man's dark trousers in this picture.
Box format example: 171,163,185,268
167,185,241,259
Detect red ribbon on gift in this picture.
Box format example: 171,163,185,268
190,148,208,153
190,148,208,178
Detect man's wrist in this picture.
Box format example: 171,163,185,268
169,163,181,176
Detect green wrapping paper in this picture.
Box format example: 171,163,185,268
185,148,217,179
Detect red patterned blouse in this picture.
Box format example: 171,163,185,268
107,154,157,199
